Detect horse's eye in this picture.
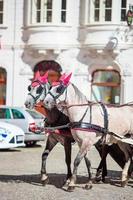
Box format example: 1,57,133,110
28,85,31,91
56,85,65,93
36,85,43,94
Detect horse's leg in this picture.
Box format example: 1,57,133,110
67,150,85,192
84,154,93,189
63,137,72,186
41,135,58,185
67,136,93,192
95,143,109,182
118,142,132,187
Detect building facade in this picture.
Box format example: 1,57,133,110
0,0,133,106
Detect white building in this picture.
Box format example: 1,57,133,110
0,0,133,106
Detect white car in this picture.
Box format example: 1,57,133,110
0,121,25,149
0,106,45,146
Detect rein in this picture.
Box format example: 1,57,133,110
56,101,133,109
43,121,124,140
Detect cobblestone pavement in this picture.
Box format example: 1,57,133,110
0,140,133,200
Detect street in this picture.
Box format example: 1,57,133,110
0,140,133,200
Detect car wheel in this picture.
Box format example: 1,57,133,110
25,141,37,147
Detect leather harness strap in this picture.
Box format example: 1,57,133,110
69,122,107,134
73,102,109,136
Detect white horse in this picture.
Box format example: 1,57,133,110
43,73,133,191
25,71,92,188
25,71,50,109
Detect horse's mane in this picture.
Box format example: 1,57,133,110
70,83,88,102
71,84,133,108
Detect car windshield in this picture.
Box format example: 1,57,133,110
26,110,44,119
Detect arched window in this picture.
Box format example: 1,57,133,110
91,69,121,104
0,68,6,105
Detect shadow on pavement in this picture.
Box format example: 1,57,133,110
0,170,132,189
0,149,21,152
0,143,42,152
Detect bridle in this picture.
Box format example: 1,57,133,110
28,80,48,104
46,83,67,102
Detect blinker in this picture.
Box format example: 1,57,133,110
28,85,31,91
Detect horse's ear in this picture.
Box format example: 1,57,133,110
34,71,40,80
61,73,72,86
39,71,48,83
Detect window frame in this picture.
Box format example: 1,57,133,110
30,0,68,25
88,0,128,24
31,0,53,24
91,0,113,23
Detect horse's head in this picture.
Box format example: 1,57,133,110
44,73,72,110
25,71,50,109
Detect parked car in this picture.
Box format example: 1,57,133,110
0,106,45,146
0,121,25,149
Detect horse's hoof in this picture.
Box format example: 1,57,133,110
84,184,93,190
41,177,49,186
67,186,75,192
102,178,106,183
94,176,102,183
62,181,70,188
95,172,102,182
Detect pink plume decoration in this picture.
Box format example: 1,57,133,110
39,71,48,83
31,71,48,87
61,72,72,86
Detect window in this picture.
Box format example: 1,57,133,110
0,68,6,105
45,0,52,22
61,0,67,23
94,0,100,21
91,69,120,104
11,109,25,119
93,0,112,22
121,0,127,21
31,0,53,23
105,0,112,21
0,108,11,119
36,0,41,23
31,0,67,24
0,0,3,24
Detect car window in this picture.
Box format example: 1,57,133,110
0,108,11,119
26,110,43,119
11,109,25,119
